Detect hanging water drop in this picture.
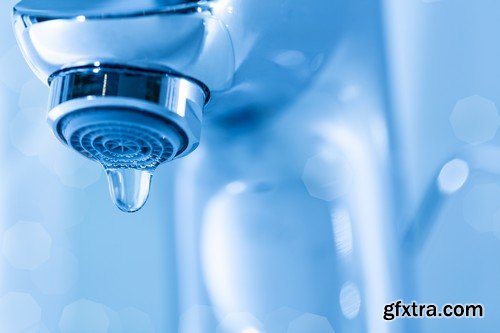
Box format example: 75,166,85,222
106,169,153,213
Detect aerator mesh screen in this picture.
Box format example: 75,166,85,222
60,109,184,170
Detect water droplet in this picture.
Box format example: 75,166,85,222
106,169,152,213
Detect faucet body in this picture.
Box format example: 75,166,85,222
174,1,406,332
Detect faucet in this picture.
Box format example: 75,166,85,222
11,0,413,332
13,0,230,212
13,0,348,213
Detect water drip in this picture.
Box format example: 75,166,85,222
106,168,153,213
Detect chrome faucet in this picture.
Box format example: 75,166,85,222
12,1,411,332
14,0,229,211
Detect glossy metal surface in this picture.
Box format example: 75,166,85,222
48,65,206,158
13,2,234,91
